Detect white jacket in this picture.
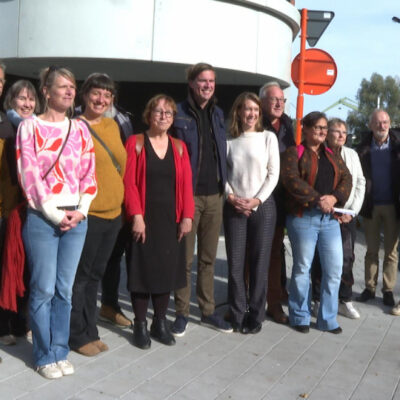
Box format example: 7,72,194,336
340,146,366,214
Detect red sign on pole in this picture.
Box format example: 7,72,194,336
291,48,337,95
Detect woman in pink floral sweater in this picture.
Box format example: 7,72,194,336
16,66,97,379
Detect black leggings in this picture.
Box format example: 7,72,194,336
131,292,170,322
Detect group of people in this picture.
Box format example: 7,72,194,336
0,60,398,380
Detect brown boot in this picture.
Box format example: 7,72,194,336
75,342,100,357
92,340,109,352
99,305,132,328
266,304,289,325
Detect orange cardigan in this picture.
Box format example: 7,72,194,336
124,134,194,222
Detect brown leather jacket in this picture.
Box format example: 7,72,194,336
281,144,352,217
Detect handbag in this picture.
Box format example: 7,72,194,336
77,118,121,173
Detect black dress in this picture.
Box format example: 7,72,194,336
127,135,186,293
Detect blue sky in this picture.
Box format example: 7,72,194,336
289,0,400,121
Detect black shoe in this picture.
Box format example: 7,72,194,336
327,326,342,334
247,321,262,334
133,320,151,349
243,316,262,334
230,323,240,333
356,289,375,302
383,291,395,306
150,318,176,346
294,325,310,333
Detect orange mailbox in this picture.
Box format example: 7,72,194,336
291,48,337,95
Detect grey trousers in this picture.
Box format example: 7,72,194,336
223,196,276,324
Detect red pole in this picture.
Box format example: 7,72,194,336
295,8,307,145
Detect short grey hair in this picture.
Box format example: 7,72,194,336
259,81,281,99
369,109,390,125
0,61,6,74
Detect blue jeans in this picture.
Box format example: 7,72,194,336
286,209,343,330
23,209,88,367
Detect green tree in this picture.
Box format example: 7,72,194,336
347,73,400,143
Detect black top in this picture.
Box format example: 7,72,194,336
314,150,334,196
192,101,219,196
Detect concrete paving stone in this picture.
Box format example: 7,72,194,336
219,333,323,399
307,382,351,400
146,332,271,399
351,372,399,400
68,388,118,400
366,352,400,378
4,368,55,394
122,376,184,400
217,373,277,400
84,327,223,398
0,382,28,399
0,355,31,381
392,381,400,400
314,367,360,397
263,365,330,400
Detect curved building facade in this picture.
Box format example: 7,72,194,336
0,0,299,123
0,0,299,86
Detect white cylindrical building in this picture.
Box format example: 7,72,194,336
0,0,300,122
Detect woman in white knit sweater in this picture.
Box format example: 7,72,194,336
224,92,280,334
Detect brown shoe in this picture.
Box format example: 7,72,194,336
75,342,100,357
92,340,109,352
99,305,132,328
266,304,289,325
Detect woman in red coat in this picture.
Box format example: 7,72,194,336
124,94,194,350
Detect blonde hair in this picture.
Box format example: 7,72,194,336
39,66,76,116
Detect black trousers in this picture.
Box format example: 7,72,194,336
312,218,356,302
69,215,122,349
101,222,130,309
223,197,276,325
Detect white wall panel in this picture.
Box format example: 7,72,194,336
18,0,154,59
0,0,19,58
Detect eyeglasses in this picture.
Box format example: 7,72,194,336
313,125,328,132
268,97,286,104
152,109,173,118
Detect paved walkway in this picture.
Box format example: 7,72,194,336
1,228,400,399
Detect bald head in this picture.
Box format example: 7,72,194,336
369,110,391,145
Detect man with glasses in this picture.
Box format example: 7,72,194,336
171,63,232,336
356,110,400,310
259,82,294,324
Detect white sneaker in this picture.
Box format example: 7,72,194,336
57,360,74,376
0,334,16,346
338,301,360,319
37,363,63,379
312,301,320,318
391,302,400,316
